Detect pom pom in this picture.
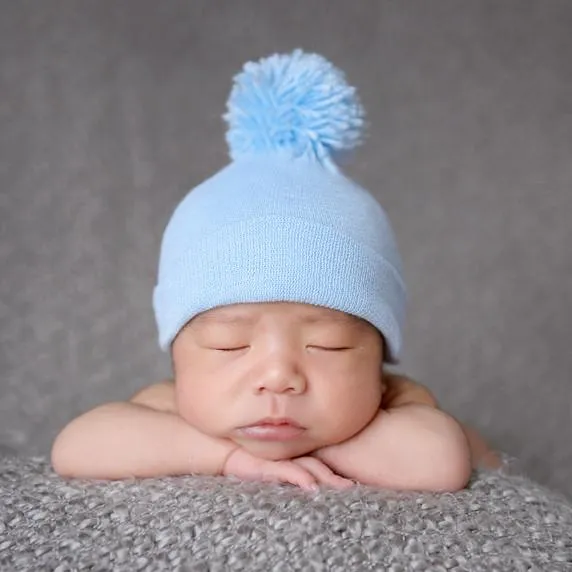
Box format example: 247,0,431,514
224,50,365,165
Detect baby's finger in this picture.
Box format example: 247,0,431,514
293,457,354,489
261,460,318,491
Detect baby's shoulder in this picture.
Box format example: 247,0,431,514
382,373,438,409
130,379,177,413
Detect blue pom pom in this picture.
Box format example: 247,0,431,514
224,50,365,165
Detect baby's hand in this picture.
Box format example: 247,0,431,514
223,447,354,491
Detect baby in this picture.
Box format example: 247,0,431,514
52,50,498,492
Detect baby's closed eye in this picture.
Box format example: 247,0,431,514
306,344,353,352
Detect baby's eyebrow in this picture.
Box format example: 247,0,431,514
190,313,256,328
190,310,361,329
302,314,358,325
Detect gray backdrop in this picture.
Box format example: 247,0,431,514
1,1,571,496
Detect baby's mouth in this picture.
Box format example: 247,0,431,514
235,418,305,441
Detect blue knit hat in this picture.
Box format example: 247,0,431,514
153,50,406,362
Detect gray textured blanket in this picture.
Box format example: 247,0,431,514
1,456,571,571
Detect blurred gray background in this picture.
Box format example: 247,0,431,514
1,1,571,496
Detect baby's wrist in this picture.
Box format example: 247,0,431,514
181,421,240,477
220,443,242,476
310,442,340,463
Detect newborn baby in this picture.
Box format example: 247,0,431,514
53,301,497,491
52,50,498,491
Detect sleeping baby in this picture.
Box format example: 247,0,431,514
52,50,499,492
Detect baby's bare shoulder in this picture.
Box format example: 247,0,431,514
130,379,177,413
382,372,438,409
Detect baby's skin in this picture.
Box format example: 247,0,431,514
52,302,499,492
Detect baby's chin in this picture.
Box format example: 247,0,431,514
231,437,322,461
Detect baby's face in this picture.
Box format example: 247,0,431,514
171,302,385,460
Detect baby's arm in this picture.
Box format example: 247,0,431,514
51,382,352,489
51,382,236,479
313,375,473,492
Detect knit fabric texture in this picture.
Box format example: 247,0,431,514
2,455,572,571
153,155,406,361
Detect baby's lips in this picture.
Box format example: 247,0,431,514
236,423,305,441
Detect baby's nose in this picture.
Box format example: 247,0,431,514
254,358,307,395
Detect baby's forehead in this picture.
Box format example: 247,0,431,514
190,302,366,329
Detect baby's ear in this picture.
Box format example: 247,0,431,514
169,352,175,377
379,332,389,364
379,367,388,392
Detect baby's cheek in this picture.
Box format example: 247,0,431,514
321,383,382,442
175,382,210,425
324,408,374,444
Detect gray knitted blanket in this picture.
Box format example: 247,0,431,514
1,456,571,571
